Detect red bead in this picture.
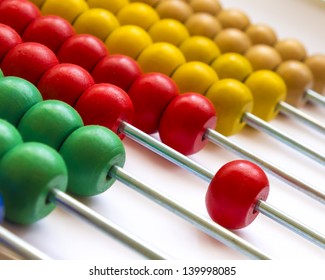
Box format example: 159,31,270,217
128,73,179,134
91,54,142,91
22,15,76,53
74,83,134,139
205,160,270,230
1,42,59,84
159,93,216,155
37,63,95,106
0,23,22,63
57,34,109,72
0,0,41,34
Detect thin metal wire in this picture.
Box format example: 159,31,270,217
0,226,51,260
305,89,325,107
243,112,325,165
110,165,272,260
278,101,325,134
49,189,168,260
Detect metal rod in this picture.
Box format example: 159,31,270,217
278,101,325,134
256,201,325,248
305,89,325,107
243,112,325,165
205,128,325,204
110,165,272,260
0,225,51,260
119,122,325,247
49,188,168,260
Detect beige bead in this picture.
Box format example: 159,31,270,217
305,54,325,95
245,23,277,46
274,38,307,61
156,0,193,22
185,13,222,38
217,8,250,30
189,0,222,15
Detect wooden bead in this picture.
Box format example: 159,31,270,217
245,23,277,46
0,119,23,159
0,23,22,64
189,0,222,15
0,76,43,126
217,8,250,30
87,0,129,14
185,13,222,38
274,38,307,61
155,0,193,22
59,125,125,196
205,79,253,136
0,142,68,224
305,54,325,95
245,70,287,121
17,100,83,150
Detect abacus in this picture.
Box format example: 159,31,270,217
0,0,324,260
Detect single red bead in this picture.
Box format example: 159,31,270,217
22,15,76,53
57,34,109,72
91,54,142,92
159,93,216,155
1,42,59,84
128,72,179,134
0,23,22,63
37,63,95,106
205,160,270,230
74,83,134,139
0,0,41,34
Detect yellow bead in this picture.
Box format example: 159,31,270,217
156,0,193,22
171,61,219,94
245,70,287,121
129,0,160,6
137,42,186,75
29,0,46,8
117,2,160,30
185,13,222,38
179,36,220,64
148,19,189,46
73,8,120,41
105,25,152,59
41,0,89,23
87,0,129,14
210,53,253,81
205,79,253,136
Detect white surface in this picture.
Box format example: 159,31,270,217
2,0,325,260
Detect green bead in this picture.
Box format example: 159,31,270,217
0,119,23,159
0,77,43,126
59,125,126,196
0,142,68,224
18,100,84,150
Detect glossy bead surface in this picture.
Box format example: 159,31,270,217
1,42,59,84
274,38,307,61
127,72,179,134
245,23,277,46
179,36,220,64
217,8,250,30
18,100,83,150
156,0,193,22
87,0,129,14
210,52,253,81
73,8,120,41
185,13,222,38
37,63,95,106
205,79,253,136
137,42,186,75
245,70,287,121
91,54,142,91
0,23,22,63
41,0,89,23
22,15,76,53
59,125,125,196
0,76,43,125
159,93,217,155
205,160,269,229
74,83,134,138
57,34,109,72
105,25,152,59
0,0,41,34
276,60,313,107
171,61,219,94
214,28,252,54
148,19,190,46
305,54,325,95
189,0,222,15
117,2,160,30
0,142,67,224
0,119,23,159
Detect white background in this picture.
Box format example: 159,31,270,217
1,0,325,260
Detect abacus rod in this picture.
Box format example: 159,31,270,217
205,129,325,204
0,226,51,260
277,101,325,134
119,121,214,182
49,189,168,260
256,200,325,249
110,165,272,260
243,112,325,165
305,89,325,107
